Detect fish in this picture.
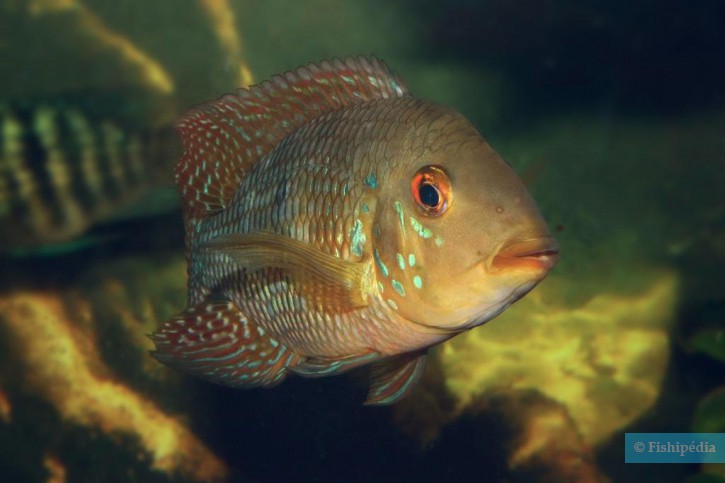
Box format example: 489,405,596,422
150,56,558,405
0,101,177,252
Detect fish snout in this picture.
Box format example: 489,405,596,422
491,237,559,273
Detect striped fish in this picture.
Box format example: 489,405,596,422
0,101,177,251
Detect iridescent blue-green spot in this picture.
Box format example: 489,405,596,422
391,280,406,297
349,219,366,256
409,216,432,239
361,202,369,213
393,201,405,234
408,254,416,267
413,275,423,289
396,253,405,270
377,281,384,293
435,236,444,247
364,173,378,189
374,248,389,277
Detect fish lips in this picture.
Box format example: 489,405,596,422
491,237,559,273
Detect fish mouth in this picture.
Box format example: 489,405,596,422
491,237,559,272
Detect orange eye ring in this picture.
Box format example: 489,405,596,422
411,165,452,216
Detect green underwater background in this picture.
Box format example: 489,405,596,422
0,0,723,482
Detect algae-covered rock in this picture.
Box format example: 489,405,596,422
0,0,175,127
419,389,609,483
0,254,230,482
440,271,677,446
0,0,254,121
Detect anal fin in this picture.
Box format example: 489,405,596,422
364,351,427,406
150,300,301,387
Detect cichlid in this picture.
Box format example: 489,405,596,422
0,101,177,251
151,57,558,405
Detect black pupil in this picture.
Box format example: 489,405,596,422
419,183,440,208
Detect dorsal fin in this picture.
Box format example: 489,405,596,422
174,56,409,223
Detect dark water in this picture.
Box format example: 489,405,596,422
1,1,723,482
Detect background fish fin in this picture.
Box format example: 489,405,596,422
290,351,382,378
364,351,428,406
150,299,302,388
174,56,409,225
208,232,375,310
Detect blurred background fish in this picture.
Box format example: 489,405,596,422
0,100,178,251
0,0,253,254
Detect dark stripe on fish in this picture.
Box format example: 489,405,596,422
19,106,66,227
126,132,144,186
34,106,93,229
55,108,96,217
65,109,108,211
94,119,123,203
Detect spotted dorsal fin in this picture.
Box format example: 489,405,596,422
174,56,409,224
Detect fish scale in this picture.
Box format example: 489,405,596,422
192,104,408,355
152,56,558,405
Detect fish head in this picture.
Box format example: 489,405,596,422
372,102,558,332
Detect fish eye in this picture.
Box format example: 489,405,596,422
411,165,451,216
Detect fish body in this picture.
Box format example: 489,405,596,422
151,57,558,404
0,101,176,251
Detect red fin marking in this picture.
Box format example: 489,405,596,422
151,301,301,387
174,56,409,225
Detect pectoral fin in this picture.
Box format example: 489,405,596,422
365,351,427,405
207,232,374,310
